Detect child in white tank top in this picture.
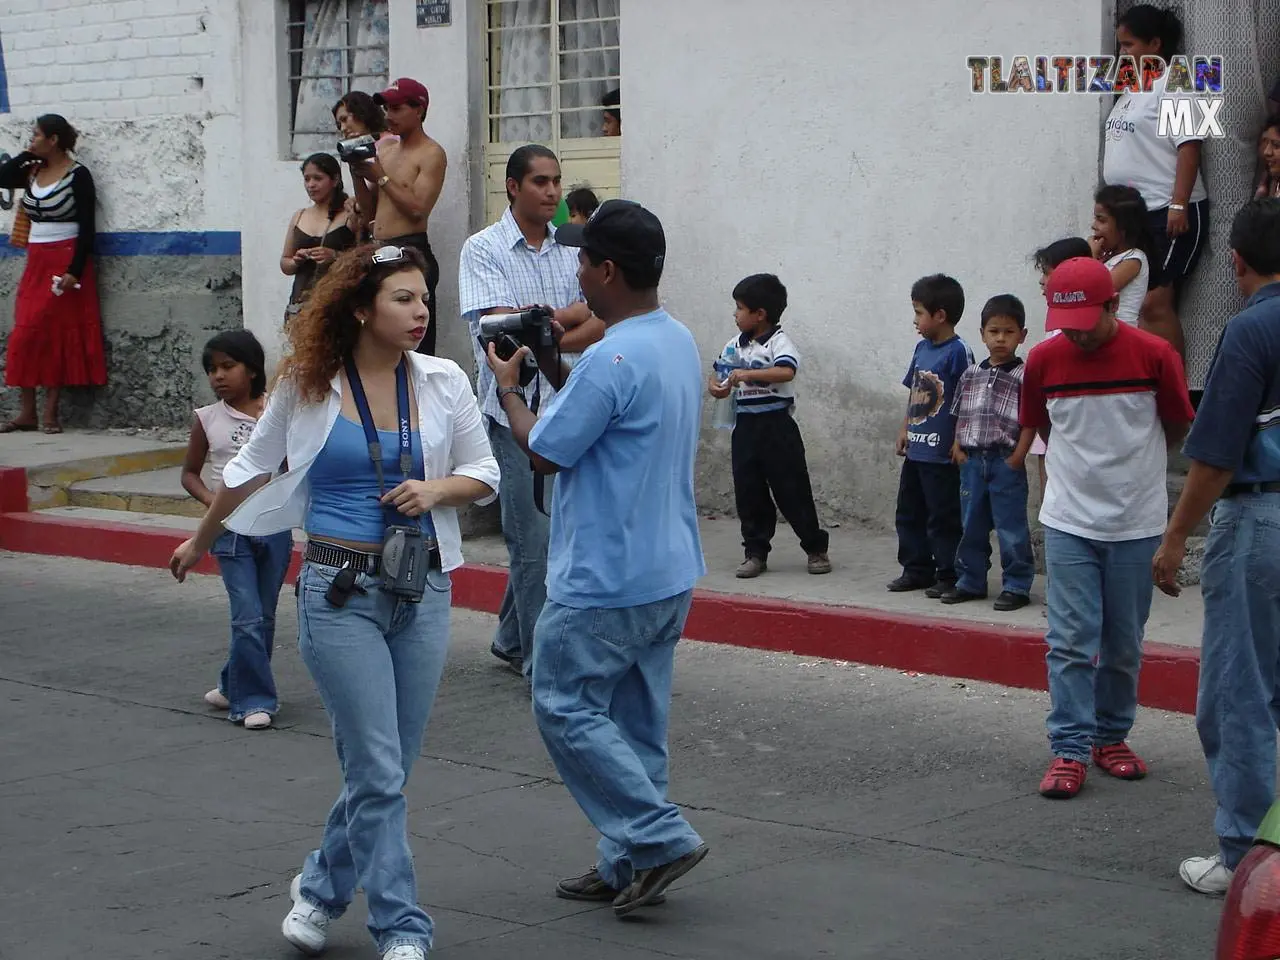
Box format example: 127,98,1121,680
181,331,293,730
1090,185,1152,326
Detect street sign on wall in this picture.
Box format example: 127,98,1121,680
417,1,451,27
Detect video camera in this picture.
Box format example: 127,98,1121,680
478,306,555,388
336,135,377,163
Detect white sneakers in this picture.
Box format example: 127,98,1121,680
204,688,230,710
1180,854,1234,895
280,875,426,959
282,875,330,956
243,711,272,730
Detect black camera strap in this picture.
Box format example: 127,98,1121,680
344,355,421,529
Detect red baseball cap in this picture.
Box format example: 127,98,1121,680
374,78,429,109
1044,257,1117,331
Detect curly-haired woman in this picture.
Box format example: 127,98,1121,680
0,114,106,434
169,244,499,960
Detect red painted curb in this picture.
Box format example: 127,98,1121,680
0,507,1201,714
0,467,28,513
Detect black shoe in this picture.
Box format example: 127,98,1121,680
557,867,664,904
939,587,987,605
613,843,709,918
887,574,936,593
993,591,1031,611
924,580,957,599
490,647,525,676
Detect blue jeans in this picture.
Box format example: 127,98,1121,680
532,591,704,888
1043,528,1159,763
294,560,452,955
487,417,551,676
210,530,293,721
955,451,1034,596
1196,494,1280,868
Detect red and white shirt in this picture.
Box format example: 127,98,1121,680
1020,323,1194,542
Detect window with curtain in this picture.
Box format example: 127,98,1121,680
285,0,390,159
485,0,621,146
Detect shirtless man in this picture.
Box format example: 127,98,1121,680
350,77,446,354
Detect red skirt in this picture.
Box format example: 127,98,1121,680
5,238,107,388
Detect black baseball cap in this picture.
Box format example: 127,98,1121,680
554,199,665,281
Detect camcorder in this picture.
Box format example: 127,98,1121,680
336,134,377,163
478,306,555,387
380,524,438,601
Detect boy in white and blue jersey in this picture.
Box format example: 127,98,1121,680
709,274,830,578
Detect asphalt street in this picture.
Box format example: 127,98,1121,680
0,552,1226,960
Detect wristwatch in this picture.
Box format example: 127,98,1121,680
497,385,525,403
377,175,390,187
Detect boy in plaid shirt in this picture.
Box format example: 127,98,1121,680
945,295,1036,611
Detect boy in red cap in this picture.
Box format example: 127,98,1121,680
1021,256,1193,799
349,77,447,354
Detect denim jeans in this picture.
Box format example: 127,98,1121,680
955,451,1034,596
895,459,963,584
1196,494,1280,869
1043,528,1159,763
294,560,452,955
532,591,704,888
487,416,552,676
210,530,293,721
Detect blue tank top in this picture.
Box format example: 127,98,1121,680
305,415,434,544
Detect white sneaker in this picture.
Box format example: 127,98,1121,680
382,947,426,960
282,874,329,955
204,688,230,710
243,711,272,730
1179,853,1234,895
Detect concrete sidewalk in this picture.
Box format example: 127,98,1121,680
0,553,1225,960
0,429,1207,713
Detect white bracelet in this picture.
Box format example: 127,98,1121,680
1168,203,1187,211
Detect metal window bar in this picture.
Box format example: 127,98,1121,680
485,0,619,146
286,0,390,139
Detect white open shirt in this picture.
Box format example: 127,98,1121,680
221,352,500,573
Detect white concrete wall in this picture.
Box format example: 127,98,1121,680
238,0,475,369
619,0,1108,526
0,0,241,234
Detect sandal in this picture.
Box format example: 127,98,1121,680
1092,742,1148,780
0,421,37,433
1039,757,1087,798
41,424,63,435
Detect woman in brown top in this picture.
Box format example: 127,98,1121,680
280,153,357,325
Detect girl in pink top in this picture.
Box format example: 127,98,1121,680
181,330,293,730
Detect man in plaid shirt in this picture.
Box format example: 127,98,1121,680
945,294,1036,611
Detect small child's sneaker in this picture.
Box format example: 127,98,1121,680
204,688,230,710
282,875,329,956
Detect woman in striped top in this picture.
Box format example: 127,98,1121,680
0,114,107,434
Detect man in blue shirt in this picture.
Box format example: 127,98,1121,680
1153,198,1280,896
485,200,709,918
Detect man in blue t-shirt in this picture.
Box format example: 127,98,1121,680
888,274,974,594
1153,199,1280,896
485,200,709,919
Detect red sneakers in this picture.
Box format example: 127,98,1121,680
1039,758,1087,799
1092,742,1148,780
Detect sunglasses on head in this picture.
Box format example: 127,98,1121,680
371,245,408,264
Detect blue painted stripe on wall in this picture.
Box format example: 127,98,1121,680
0,31,10,114
0,231,242,258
